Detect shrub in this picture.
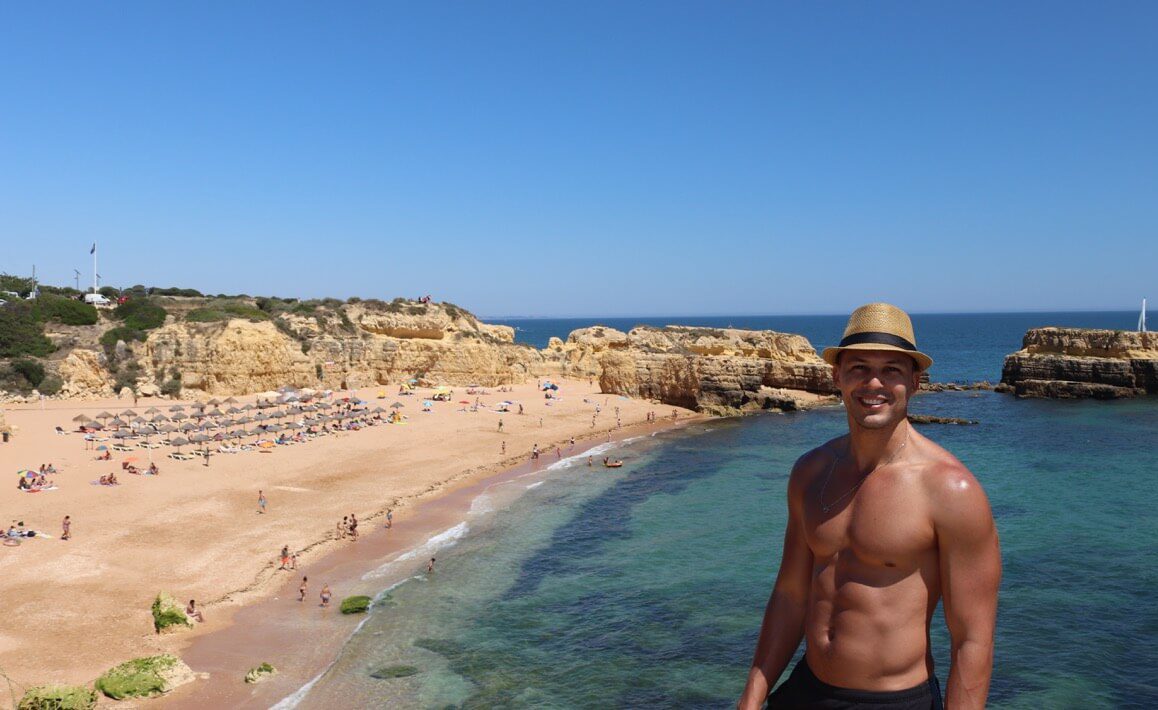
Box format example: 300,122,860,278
113,362,141,393
115,298,167,330
38,374,63,396
0,273,36,297
11,358,45,387
160,379,182,397
95,654,182,699
151,593,192,633
186,301,269,323
98,286,119,299
31,294,98,326
17,685,97,710
0,302,54,357
339,595,372,614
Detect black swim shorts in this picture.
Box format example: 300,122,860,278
767,658,943,710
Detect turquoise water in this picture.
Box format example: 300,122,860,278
292,312,1157,708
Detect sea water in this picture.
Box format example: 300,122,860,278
291,313,1156,708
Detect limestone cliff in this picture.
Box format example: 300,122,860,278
40,299,836,414
555,325,837,414
1000,327,1158,398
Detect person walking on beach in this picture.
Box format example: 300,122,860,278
257,490,266,514
385,509,393,529
338,516,348,539
498,419,504,432
320,583,332,608
61,515,71,541
427,557,435,574
279,545,290,570
349,513,359,541
299,576,308,602
501,440,506,455
738,304,1000,710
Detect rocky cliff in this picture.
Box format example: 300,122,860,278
550,325,837,415
1000,327,1157,398
37,300,836,414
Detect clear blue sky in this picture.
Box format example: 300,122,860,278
1,2,1154,317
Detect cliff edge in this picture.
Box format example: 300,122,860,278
999,327,1157,399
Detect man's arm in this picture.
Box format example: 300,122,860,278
738,461,815,709
935,465,1001,709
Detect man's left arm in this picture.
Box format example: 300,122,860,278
935,464,1001,709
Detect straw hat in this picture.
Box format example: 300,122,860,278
821,303,933,372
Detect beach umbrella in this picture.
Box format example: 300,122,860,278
207,398,221,406
242,403,255,411
95,411,114,421
107,417,128,428
144,407,161,415
206,408,225,418
191,401,207,409
226,406,242,414
254,412,269,421
265,424,282,433
150,414,169,423
459,400,471,405
168,405,185,412
170,412,188,421
72,414,92,423
95,445,108,451
223,396,238,405
180,422,198,432
391,402,405,409
190,433,211,444
113,431,133,439
372,406,386,414
422,400,433,407
169,437,189,450
120,409,138,418
159,424,177,433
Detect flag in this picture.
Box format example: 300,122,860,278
90,243,96,254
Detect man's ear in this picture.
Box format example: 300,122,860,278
832,363,842,389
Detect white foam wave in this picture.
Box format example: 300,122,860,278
525,481,544,490
362,523,468,581
470,493,494,515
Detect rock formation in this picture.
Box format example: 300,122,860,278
1000,327,1157,399
554,325,837,415
39,300,838,414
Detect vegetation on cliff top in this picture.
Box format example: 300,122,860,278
17,685,97,710
94,654,183,699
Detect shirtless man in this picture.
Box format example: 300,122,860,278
739,303,1000,710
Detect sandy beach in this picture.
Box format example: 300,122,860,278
0,379,697,702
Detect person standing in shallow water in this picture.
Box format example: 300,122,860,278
739,303,1001,710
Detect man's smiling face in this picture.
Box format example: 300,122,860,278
833,350,921,430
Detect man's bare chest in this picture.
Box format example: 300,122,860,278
804,475,935,567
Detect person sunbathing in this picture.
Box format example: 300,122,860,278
126,465,140,475
97,451,111,461
186,599,205,623
148,462,159,475
18,477,30,490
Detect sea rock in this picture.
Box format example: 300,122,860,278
17,685,97,710
151,592,192,633
908,414,979,425
1000,328,1157,399
559,325,837,413
244,662,277,684
340,595,372,614
95,654,195,699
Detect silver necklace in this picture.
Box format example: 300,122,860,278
819,430,909,514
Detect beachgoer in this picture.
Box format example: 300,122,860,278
501,440,506,455
587,456,592,467
556,447,562,459
279,545,290,570
427,557,435,574
349,513,359,541
299,576,308,602
186,599,204,623
386,509,393,529
570,436,575,449
498,419,504,432
290,552,298,570
539,417,543,427
339,516,348,539
258,489,266,514
320,584,332,607
738,303,1000,709
518,403,523,415
61,515,71,541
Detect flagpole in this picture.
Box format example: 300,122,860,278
92,243,97,294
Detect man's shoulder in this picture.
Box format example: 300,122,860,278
913,434,993,528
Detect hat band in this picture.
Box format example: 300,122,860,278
838,331,917,352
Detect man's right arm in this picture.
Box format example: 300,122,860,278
737,460,815,709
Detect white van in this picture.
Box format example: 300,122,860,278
83,293,113,306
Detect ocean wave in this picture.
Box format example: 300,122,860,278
361,522,469,581
525,481,544,490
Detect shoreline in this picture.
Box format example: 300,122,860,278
0,379,701,704
161,417,697,708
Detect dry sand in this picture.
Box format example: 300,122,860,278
0,379,698,702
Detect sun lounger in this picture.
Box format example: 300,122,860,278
111,444,133,452
137,442,161,449
167,452,195,461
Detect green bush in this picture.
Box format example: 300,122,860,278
38,374,63,396
339,595,372,614
101,327,144,361
186,301,270,323
11,358,45,387
151,287,204,297
115,298,167,330
160,379,182,397
0,302,54,357
0,273,36,297
98,286,118,299
31,294,98,326
95,654,181,699
151,592,192,633
17,684,97,710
